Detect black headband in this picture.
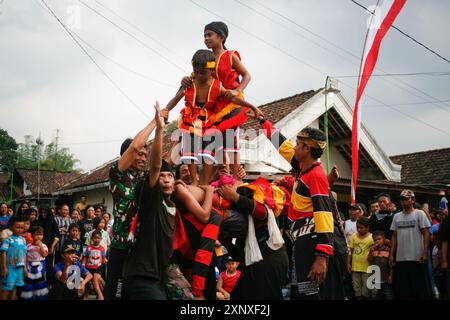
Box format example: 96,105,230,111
204,21,228,40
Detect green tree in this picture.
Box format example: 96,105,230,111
16,135,80,172
0,129,18,171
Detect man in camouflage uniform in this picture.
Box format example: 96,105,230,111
105,110,166,300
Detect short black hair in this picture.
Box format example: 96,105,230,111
120,138,133,156
377,193,391,201
30,226,44,235
372,230,385,238
68,223,81,232
369,199,379,206
93,216,105,230
8,215,24,227
356,216,370,227
0,202,7,207
192,49,215,71
91,230,102,238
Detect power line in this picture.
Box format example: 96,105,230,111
350,0,450,64
78,0,188,74
92,0,185,62
188,0,450,136
236,0,450,113
365,99,450,108
39,0,149,118
71,31,177,89
334,72,450,78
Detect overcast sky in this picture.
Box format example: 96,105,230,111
1,0,449,172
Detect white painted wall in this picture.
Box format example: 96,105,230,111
72,187,113,215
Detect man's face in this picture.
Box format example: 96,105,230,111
378,196,390,211
294,138,308,162
132,147,147,171
349,209,362,221
400,197,414,210
0,204,7,215
370,202,379,213
81,196,87,204
86,207,95,219
179,165,193,185
61,205,69,217
160,172,175,197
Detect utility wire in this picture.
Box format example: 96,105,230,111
188,0,450,136
350,0,450,64
78,0,189,74
72,31,177,88
39,0,149,118
233,0,450,112
92,0,185,62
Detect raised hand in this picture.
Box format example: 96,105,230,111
154,101,165,129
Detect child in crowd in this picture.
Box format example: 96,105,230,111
21,215,33,245
0,216,27,300
83,230,106,300
64,223,84,260
52,243,93,300
164,49,262,185
216,256,241,300
21,226,49,300
80,205,96,244
368,230,394,300
85,217,110,255
29,207,39,229
102,212,113,240
347,216,374,300
345,205,363,244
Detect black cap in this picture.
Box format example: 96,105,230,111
62,243,77,253
224,255,236,263
120,138,133,156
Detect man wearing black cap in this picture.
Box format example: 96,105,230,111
390,189,431,299
105,104,167,300
121,103,176,300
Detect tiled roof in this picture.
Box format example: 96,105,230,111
16,169,82,195
390,148,450,185
240,89,319,134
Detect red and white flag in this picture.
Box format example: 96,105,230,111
351,0,406,204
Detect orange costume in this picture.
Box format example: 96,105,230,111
209,50,248,133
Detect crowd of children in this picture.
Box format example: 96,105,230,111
0,200,111,300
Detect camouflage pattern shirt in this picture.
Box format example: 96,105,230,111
109,160,143,250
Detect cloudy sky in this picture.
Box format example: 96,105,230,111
1,0,449,172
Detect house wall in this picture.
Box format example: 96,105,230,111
72,187,113,215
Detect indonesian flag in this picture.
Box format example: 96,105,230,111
351,0,406,204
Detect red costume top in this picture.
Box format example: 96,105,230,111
179,79,222,136
215,50,241,90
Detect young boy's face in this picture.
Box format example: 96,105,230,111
357,223,369,236
92,234,102,246
33,232,43,243
69,227,80,240
226,261,238,272
63,252,77,263
11,222,25,236
373,235,385,247
23,221,30,233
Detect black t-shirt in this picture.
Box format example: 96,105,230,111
122,175,176,281
369,210,394,240
80,219,94,243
